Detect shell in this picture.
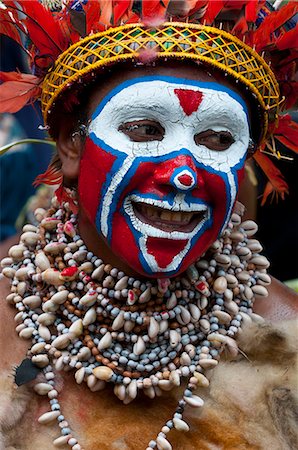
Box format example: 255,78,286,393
79,261,93,273
199,318,210,333
97,332,112,350
127,380,137,400
180,352,191,366
83,308,96,326
236,271,250,282
32,354,49,368
52,334,70,349
31,342,46,354
112,311,125,330
183,394,204,408
23,295,41,309
158,380,173,391
42,269,64,286
35,252,51,271
250,256,270,269
19,327,35,339
193,372,209,387
180,305,191,324
207,332,227,343
34,207,46,222
213,310,231,325
114,276,128,290
213,276,227,294
22,224,38,233
169,330,181,347
148,317,159,339
2,267,16,279
42,300,59,313
20,231,39,247
173,418,189,432
38,325,51,341
199,359,218,369
156,436,172,450
15,267,30,281
215,254,231,267
8,244,26,261
38,411,60,424
133,336,146,355
255,271,271,285
224,300,239,315
91,264,105,280
139,287,151,304
41,217,60,230
37,313,56,326
252,285,268,297
75,367,85,384
53,435,71,447
34,383,52,395
159,320,168,334
77,346,91,361
114,384,126,401
166,293,177,309
79,291,97,306
69,319,83,339
17,281,27,296
241,220,258,236
189,303,201,321
93,366,113,381
0,257,13,267
44,242,66,255
247,239,263,253
169,370,180,386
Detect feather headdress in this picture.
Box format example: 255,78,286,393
0,0,297,202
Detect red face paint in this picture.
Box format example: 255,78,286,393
174,89,203,116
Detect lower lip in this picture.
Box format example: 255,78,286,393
133,203,204,233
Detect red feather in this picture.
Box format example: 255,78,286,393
276,25,298,51
13,0,68,57
0,5,26,47
113,0,132,25
34,164,62,188
142,0,167,25
83,0,104,34
0,72,41,113
274,115,298,153
254,2,298,51
253,151,289,205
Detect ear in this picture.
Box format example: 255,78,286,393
56,123,85,182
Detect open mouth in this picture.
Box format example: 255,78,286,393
132,201,207,233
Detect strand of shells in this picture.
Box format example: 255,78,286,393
1,198,270,450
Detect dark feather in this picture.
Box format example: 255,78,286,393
14,358,42,386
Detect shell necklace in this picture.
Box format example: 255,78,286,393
1,196,270,450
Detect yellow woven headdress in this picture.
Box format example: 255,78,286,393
0,0,297,202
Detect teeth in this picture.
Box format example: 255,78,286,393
140,204,194,224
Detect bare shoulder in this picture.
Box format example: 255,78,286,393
0,277,29,369
254,276,298,321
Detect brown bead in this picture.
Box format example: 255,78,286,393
74,309,82,317
102,358,110,365
95,355,101,362
123,371,132,378
87,341,94,349
91,347,99,356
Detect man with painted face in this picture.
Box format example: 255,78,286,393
0,2,297,450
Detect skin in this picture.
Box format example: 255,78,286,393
0,63,297,449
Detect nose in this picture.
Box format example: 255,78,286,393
171,167,197,191
154,153,202,192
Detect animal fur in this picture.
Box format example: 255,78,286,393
0,320,297,450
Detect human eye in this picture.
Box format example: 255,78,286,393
194,129,235,151
118,120,165,142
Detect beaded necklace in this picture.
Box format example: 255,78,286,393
1,196,270,450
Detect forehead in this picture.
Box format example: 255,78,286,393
91,76,249,121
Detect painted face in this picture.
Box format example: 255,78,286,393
79,76,249,277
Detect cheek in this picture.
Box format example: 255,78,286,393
78,137,117,224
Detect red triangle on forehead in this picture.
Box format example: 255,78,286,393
174,89,204,116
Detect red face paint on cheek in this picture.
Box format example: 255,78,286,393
78,137,116,223
174,89,203,116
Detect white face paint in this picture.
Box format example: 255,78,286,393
80,76,250,276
